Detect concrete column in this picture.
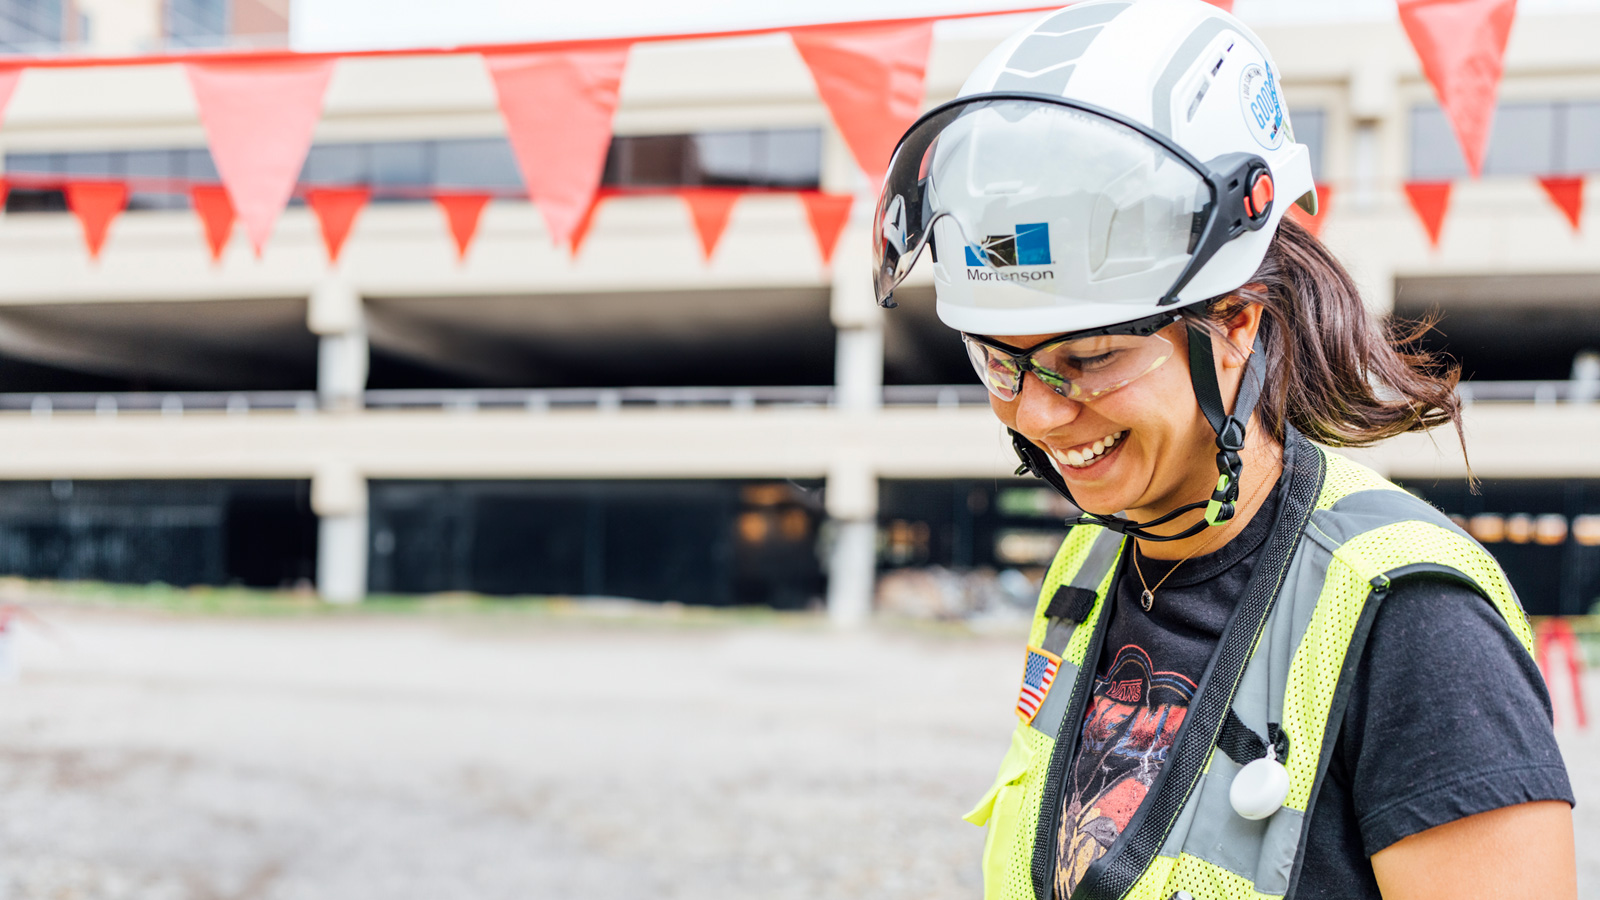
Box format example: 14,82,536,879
76,0,160,54
313,464,368,604
1348,54,1396,214
308,280,368,411
835,326,884,412
830,211,884,412
825,457,878,627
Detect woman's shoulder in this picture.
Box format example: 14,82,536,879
1333,572,1573,854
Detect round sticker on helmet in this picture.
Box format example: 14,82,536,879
1239,64,1289,150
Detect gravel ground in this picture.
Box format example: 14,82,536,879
0,606,1593,900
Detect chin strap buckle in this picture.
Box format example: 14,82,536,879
1206,429,1246,526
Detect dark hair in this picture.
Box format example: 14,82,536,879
1181,214,1465,455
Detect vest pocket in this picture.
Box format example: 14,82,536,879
964,726,1038,899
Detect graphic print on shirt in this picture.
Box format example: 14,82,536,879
1055,644,1197,899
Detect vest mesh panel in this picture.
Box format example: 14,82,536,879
1127,852,1260,900
993,524,1123,900
1315,452,1406,507
976,449,1529,900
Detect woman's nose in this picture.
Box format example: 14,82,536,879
1012,371,1083,437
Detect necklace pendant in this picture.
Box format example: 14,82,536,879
1140,589,1154,611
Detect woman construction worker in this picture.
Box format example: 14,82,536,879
870,2,1576,897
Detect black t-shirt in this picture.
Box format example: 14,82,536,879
1053,477,1574,899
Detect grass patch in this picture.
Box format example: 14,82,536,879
0,577,820,631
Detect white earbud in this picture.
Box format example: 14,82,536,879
1229,745,1290,821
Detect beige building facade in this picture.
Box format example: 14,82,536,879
0,4,1596,616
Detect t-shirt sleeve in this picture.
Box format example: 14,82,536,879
1338,575,1575,857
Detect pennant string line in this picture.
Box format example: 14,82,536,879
0,6,1062,70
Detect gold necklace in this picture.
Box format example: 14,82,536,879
1131,470,1273,612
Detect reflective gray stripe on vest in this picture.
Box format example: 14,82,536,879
1308,487,1521,612
1312,487,1471,545
1159,749,1305,895
1032,528,1124,738
1168,483,1493,893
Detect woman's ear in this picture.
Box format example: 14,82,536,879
1219,294,1267,369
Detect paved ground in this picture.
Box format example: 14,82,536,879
0,605,1593,900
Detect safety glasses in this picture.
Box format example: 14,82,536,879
961,312,1181,402
873,93,1276,310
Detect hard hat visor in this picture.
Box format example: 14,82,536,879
874,95,1263,312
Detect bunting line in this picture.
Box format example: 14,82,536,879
681,189,741,260
1398,0,1517,178
486,45,632,248
0,7,1063,70
0,66,23,125
190,184,237,262
1537,176,1584,232
1404,181,1453,247
435,193,492,261
186,59,335,255
64,181,128,261
792,21,933,188
307,187,371,264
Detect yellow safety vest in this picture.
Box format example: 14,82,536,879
964,437,1533,900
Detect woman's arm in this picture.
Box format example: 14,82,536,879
1370,800,1575,900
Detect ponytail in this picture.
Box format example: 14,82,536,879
1185,215,1466,454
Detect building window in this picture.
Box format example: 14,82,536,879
1291,108,1325,181
602,129,823,189
164,0,229,48
1411,100,1600,179
0,0,64,52
3,128,825,213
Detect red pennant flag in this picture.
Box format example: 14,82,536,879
1404,181,1453,247
799,192,853,265
65,181,128,260
569,194,606,257
1397,0,1516,178
434,193,491,260
1537,176,1584,232
185,59,335,255
0,178,9,210
0,66,23,126
681,189,740,260
791,21,933,189
1287,185,1334,239
190,184,236,261
1202,0,1235,10
485,45,631,249
307,187,370,263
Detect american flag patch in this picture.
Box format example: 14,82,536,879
1016,646,1062,724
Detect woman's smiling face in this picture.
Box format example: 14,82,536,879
986,317,1251,525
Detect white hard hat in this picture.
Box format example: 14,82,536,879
872,0,1317,336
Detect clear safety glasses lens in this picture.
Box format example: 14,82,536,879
962,330,1176,402
874,98,1212,306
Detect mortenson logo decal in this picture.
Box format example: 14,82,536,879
964,222,1055,282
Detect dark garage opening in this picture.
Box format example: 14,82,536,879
1394,274,1600,382
364,289,837,390
367,480,825,608
0,480,317,589
1397,477,1600,616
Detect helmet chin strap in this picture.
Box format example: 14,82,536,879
1010,324,1267,543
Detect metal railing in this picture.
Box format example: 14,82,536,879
1456,380,1596,405
0,380,1589,417
0,391,318,416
